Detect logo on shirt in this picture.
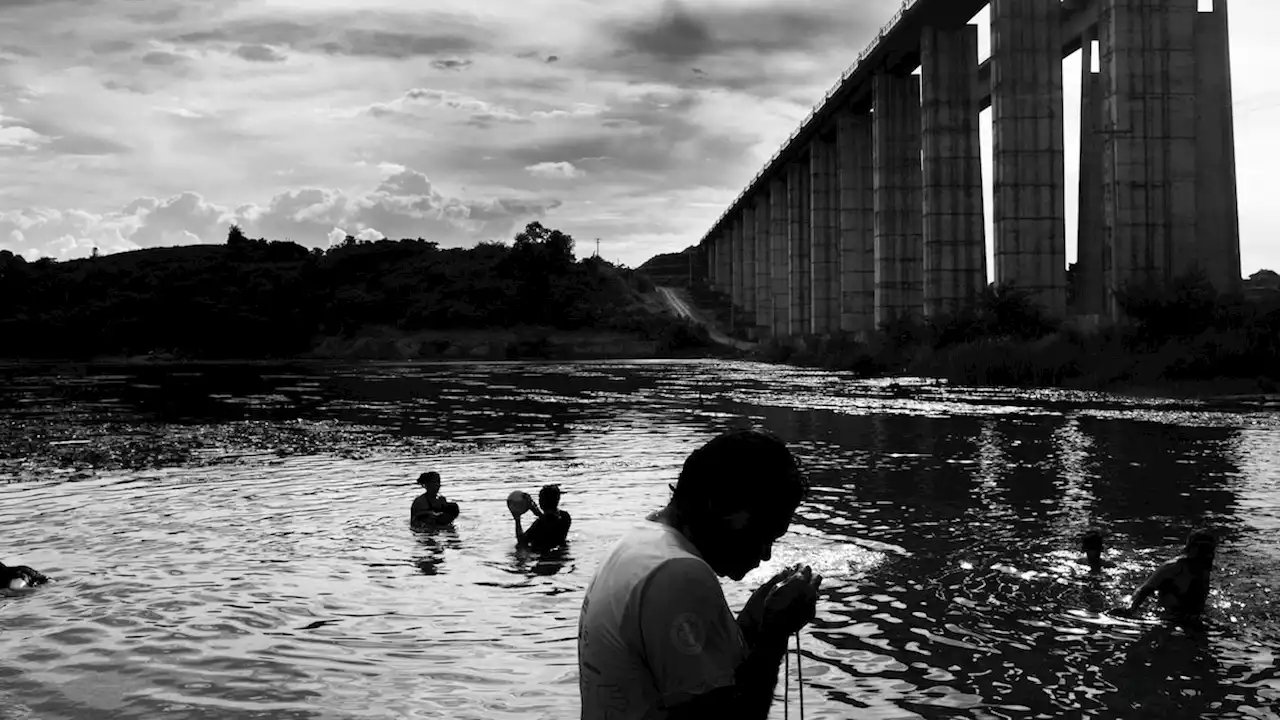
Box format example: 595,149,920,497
670,613,706,655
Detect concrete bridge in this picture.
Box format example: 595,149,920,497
698,0,1240,340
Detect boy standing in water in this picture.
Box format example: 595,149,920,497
513,484,571,551
1081,527,1106,574
410,472,459,526
1118,529,1218,617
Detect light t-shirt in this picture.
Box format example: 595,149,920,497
578,520,747,720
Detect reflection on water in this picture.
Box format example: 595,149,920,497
2,360,1279,719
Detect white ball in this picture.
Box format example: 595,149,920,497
8,578,28,590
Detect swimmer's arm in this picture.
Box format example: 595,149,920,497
1126,562,1176,613
514,515,529,547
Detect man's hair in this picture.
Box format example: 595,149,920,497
1186,528,1217,550
1080,527,1105,550
418,471,441,486
539,484,562,508
672,428,807,523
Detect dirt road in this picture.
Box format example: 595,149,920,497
655,286,755,351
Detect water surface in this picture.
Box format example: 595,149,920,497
2,361,1278,719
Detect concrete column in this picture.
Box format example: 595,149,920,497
921,24,987,319
769,177,791,338
809,135,839,335
1195,0,1241,293
731,215,744,310
991,0,1067,316
705,238,716,289
837,110,875,336
742,204,757,326
754,192,771,336
1077,26,1107,316
787,161,811,334
1098,0,1198,317
873,72,924,327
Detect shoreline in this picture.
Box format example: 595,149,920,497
3,354,1277,406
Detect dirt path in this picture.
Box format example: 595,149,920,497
655,286,756,351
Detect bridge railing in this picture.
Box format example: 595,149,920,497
707,0,924,242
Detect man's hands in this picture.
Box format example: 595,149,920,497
763,565,822,637
739,563,823,644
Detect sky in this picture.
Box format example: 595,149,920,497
0,0,1276,276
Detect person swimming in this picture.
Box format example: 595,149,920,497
1,561,49,590
1081,527,1107,574
511,484,571,552
1117,528,1217,618
410,471,460,528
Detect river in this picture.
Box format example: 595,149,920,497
1,360,1277,719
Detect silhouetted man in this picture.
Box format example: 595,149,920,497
578,428,822,720
1119,529,1218,618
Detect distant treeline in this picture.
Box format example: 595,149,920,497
761,272,1280,392
0,223,710,360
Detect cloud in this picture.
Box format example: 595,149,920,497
546,55,560,63
0,166,559,261
171,15,489,60
233,44,286,63
141,50,186,66
363,88,532,127
526,161,584,179
431,58,471,71
0,108,49,150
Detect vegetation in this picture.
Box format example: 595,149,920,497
757,271,1280,394
0,223,711,361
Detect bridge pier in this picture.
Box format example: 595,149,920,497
788,160,811,334
769,177,790,338
810,135,840,335
921,24,987,320
1194,0,1241,295
742,204,757,329
991,0,1067,316
837,110,875,336
1077,25,1107,316
873,72,924,327
754,192,771,337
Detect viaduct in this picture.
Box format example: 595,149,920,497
697,0,1241,340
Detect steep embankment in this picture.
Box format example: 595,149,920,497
654,286,755,351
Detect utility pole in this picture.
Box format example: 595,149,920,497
595,238,600,258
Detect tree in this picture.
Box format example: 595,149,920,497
227,224,249,248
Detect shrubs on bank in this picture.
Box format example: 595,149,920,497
0,222,710,360
761,273,1280,391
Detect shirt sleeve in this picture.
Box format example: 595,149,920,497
638,557,747,708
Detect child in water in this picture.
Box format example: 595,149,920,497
1117,528,1218,618
1,561,49,590
410,472,460,527
1081,527,1107,574
512,484,572,552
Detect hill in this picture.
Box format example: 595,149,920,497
0,223,712,361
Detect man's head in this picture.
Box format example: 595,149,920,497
418,471,441,495
539,484,562,512
1184,528,1217,564
670,428,808,580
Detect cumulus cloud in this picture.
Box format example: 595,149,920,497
141,50,186,66
233,44,285,63
171,15,489,60
526,161,584,179
0,166,559,261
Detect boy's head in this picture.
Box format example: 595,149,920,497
539,484,562,512
1185,528,1217,562
418,472,441,494
1080,527,1105,552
